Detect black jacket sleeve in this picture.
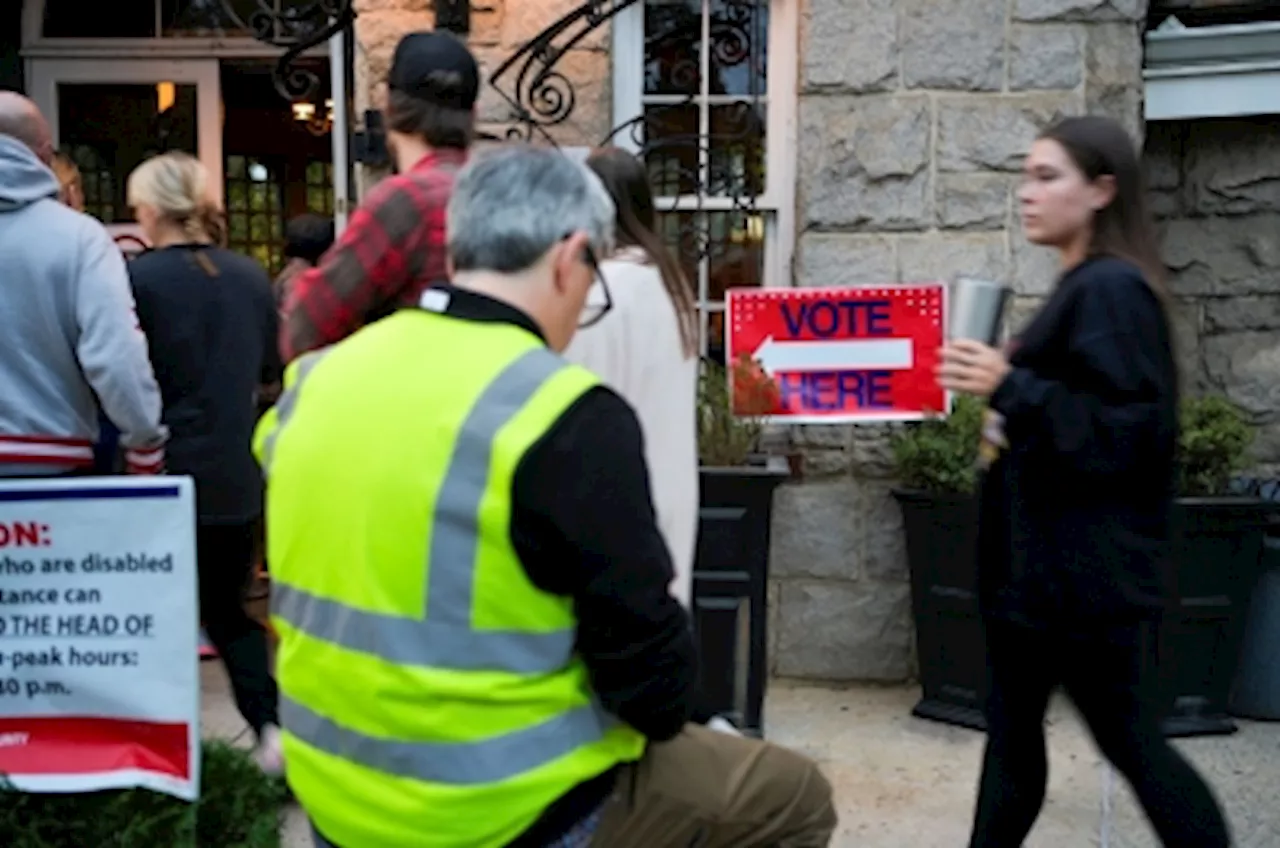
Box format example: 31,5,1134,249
511,386,697,741
990,265,1176,479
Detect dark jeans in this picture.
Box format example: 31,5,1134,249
198,521,279,736
969,617,1230,848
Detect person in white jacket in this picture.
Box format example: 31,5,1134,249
563,146,700,608
0,93,167,478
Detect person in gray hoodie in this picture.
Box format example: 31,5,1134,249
0,92,167,477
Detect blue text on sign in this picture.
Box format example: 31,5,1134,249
779,299,893,339
779,370,893,412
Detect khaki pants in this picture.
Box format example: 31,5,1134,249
590,724,838,847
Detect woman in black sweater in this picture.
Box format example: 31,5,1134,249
938,116,1230,846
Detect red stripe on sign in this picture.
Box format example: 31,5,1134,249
0,717,191,780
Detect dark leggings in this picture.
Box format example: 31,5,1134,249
969,618,1230,848
198,522,279,736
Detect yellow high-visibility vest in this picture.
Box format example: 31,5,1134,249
254,307,646,847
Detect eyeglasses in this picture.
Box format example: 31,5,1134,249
576,241,614,330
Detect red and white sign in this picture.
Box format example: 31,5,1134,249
726,284,948,423
0,477,200,800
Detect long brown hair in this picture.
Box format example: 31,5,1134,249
1038,116,1167,301
586,146,698,357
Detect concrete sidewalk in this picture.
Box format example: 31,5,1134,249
199,664,1280,846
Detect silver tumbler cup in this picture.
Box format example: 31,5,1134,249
949,276,1011,345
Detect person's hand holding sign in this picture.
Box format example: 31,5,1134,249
937,339,1011,398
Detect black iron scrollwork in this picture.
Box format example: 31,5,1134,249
213,0,357,101
488,0,644,143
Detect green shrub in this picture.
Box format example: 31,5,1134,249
0,740,289,847
889,395,985,494
1179,395,1255,497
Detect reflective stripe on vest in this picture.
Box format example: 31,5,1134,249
271,345,615,783
282,694,615,786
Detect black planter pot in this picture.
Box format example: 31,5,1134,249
893,490,987,731
692,456,789,737
895,490,1275,737
1160,498,1274,737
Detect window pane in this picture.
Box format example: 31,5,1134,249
227,155,246,180
645,0,701,96
707,211,764,300
708,103,765,197
643,105,699,197
709,0,769,97
45,0,156,37
57,83,198,224
229,213,248,242
227,183,247,211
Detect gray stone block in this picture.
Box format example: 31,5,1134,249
860,482,908,582
769,480,862,581
901,0,1005,92
1162,215,1280,297
1003,294,1047,343
1202,332,1280,419
793,424,854,450
898,232,1009,285
937,93,1083,173
1014,0,1146,22
1185,120,1280,216
795,233,897,287
1010,232,1062,295
799,95,934,231
938,174,1013,231
803,450,855,478
803,0,898,93
851,424,900,478
774,580,913,681
1144,123,1184,192
1205,297,1280,334
1009,24,1085,91
1167,298,1203,393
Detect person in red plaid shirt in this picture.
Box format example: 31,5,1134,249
281,31,478,361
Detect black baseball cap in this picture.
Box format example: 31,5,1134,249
387,31,480,110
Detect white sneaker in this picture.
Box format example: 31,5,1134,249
254,723,285,776
707,715,743,736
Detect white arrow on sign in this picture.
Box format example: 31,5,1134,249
753,335,914,376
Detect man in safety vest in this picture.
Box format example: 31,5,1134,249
254,145,837,847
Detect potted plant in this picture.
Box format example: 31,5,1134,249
889,395,987,730
1160,395,1272,736
0,741,289,846
692,355,791,735
889,393,1273,737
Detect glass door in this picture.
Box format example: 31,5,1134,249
27,59,222,236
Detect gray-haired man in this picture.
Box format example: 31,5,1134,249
258,145,836,848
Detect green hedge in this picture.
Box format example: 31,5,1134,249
0,741,289,847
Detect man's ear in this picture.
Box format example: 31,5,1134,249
551,231,590,293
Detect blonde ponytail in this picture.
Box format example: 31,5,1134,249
127,152,221,246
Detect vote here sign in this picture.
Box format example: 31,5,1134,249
0,477,199,801
726,285,947,422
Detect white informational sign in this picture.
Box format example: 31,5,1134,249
0,477,200,801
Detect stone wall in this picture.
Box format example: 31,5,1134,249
770,0,1151,682
352,0,610,185
1146,118,1280,469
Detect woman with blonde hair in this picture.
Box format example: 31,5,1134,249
126,152,284,773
